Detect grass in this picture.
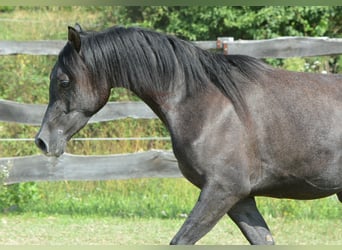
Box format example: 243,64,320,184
0,214,341,245
21,179,199,219
1,177,341,220
0,7,106,40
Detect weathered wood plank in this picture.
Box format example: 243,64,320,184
1,37,342,58
0,40,65,55
1,150,181,185
90,101,157,122
0,99,157,125
225,37,342,58
0,99,46,125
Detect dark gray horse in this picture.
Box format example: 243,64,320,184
35,24,342,244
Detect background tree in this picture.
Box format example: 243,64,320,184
112,6,341,40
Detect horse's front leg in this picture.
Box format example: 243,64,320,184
170,181,246,245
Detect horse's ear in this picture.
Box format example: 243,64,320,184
68,26,81,53
74,23,83,33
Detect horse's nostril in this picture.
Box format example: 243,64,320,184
35,137,48,154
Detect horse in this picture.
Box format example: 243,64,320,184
35,24,342,245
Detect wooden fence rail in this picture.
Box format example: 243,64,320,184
0,99,156,125
1,36,342,185
1,37,342,58
0,150,180,185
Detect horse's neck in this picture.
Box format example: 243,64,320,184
135,82,228,138
131,86,184,127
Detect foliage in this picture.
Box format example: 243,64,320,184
0,6,15,13
280,56,338,73
1,162,40,213
115,6,342,40
0,182,40,213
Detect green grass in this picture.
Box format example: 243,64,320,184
0,214,341,245
0,7,106,41
1,178,341,220
21,179,199,219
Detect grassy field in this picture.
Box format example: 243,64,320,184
0,178,340,245
1,178,341,219
1,214,341,245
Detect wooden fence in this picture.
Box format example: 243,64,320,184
1,36,342,185
1,36,342,57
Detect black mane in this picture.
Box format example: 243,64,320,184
60,26,271,119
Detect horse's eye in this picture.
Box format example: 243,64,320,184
59,80,70,88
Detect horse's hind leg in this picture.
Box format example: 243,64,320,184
228,197,275,245
337,192,342,202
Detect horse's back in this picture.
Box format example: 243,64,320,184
249,70,342,199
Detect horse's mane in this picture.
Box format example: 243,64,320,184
60,26,271,119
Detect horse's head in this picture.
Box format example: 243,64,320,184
35,25,111,157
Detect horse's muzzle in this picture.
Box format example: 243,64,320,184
35,131,66,157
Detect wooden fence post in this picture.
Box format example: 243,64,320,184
217,37,234,55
